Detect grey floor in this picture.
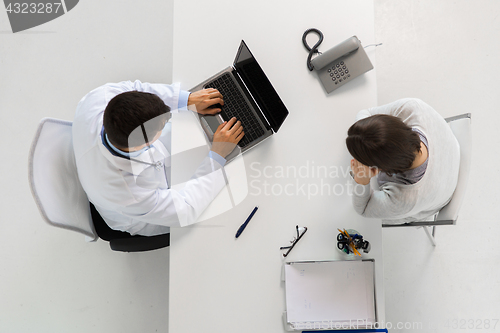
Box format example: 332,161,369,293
1,1,499,332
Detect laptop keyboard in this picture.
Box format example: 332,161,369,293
205,73,265,148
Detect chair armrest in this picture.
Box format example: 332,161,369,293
382,220,455,228
444,113,471,123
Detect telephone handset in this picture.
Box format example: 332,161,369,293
303,29,374,93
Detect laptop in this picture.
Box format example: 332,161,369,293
190,40,289,161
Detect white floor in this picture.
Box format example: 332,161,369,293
376,1,500,332
0,1,173,332
1,1,499,332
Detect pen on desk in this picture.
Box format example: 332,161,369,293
235,206,259,238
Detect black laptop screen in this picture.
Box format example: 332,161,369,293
233,41,288,132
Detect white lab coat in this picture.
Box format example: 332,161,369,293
72,81,226,236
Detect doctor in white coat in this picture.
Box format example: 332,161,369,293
72,80,244,236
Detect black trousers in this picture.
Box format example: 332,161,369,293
89,202,170,248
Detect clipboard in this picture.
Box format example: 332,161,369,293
303,330,387,333
283,259,378,331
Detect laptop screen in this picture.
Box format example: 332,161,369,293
233,40,289,132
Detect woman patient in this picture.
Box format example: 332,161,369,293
346,98,460,224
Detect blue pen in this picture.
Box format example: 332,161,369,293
235,206,259,238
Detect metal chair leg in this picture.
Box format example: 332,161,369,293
423,226,436,246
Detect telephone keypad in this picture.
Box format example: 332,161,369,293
331,61,351,85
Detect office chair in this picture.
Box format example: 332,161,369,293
28,117,170,252
382,113,472,246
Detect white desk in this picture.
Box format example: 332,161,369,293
170,1,384,332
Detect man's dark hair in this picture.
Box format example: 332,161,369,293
103,91,170,148
346,114,422,175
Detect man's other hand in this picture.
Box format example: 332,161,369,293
188,88,224,115
211,117,244,158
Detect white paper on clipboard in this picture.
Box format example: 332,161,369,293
284,260,376,329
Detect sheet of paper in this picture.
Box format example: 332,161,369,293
285,260,376,325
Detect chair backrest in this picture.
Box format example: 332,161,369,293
436,113,472,224
28,118,97,240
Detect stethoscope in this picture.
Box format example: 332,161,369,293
126,124,164,171
129,156,164,171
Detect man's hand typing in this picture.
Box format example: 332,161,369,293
211,117,244,158
188,88,224,115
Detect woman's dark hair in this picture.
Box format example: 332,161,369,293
103,91,170,148
346,115,422,175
